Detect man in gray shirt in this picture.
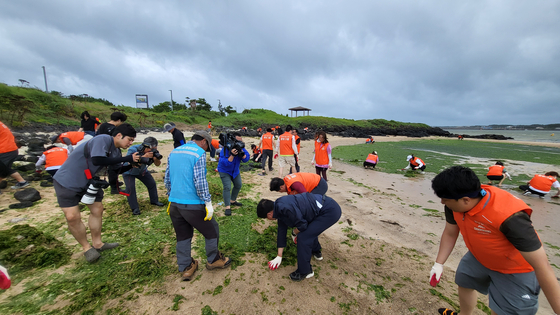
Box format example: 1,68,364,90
53,123,140,263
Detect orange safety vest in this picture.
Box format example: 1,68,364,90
94,117,101,130
0,121,18,154
314,141,330,165
208,122,212,129
410,157,425,167
59,131,85,145
529,174,557,193
284,173,321,194
44,147,68,168
453,185,535,273
211,139,220,149
365,154,378,164
279,132,295,155
295,134,300,154
486,165,504,177
261,132,274,151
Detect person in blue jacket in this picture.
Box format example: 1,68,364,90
256,193,342,281
218,132,250,216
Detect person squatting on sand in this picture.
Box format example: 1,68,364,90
402,154,426,173
50,131,92,154
485,161,512,187
257,193,341,281
519,172,560,199
269,172,328,196
276,125,298,178
363,150,378,170
311,131,332,181
35,145,68,177
53,123,140,263
0,121,29,191
122,137,164,215
430,166,560,315
258,128,275,175
164,131,231,281
218,132,250,216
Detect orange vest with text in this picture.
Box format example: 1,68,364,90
366,154,378,164
261,132,274,151
314,141,329,165
59,131,85,145
0,121,18,154
284,173,321,194
44,147,68,168
410,157,424,167
529,175,557,193
486,165,504,176
453,185,535,273
279,132,294,155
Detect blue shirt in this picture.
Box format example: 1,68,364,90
123,144,153,176
217,147,250,178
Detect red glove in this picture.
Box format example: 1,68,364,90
0,266,11,290
274,154,278,159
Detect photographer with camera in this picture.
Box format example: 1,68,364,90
218,132,250,216
122,137,164,215
53,123,140,263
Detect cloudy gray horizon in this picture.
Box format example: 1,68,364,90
1,1,559,127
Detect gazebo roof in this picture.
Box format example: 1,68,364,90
288,106,312,111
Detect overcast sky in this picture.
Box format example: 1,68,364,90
1,1,559,126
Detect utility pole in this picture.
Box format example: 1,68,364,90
169,90,173,111
42,66,48,92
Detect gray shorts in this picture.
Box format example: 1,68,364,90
278,155,296,168
54,179,103,208
0,149,19,176
455,251,540,315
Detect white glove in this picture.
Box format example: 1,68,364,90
268,256,282,270
291,230,298,244
429,262,443,287
328,163,332,169
204,202,214,221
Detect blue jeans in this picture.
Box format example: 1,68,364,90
219,172,242,207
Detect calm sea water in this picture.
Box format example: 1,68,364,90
443,129,560,144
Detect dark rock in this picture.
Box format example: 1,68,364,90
16,163,36,172
14,188,41,202
0,180,7,189
9,201,34,209
25,156,39,163
40,181,54,187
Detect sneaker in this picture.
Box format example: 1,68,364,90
11,181,29,189
312,251,323,261
225,208,232,216
84,247,101,263
258,172,266,176
132,208,141,215
231,201,243,207
206,253,231,270
210,158,217,162
95,242,119,252
523,191,532,196
438,308,458,315
181,260,198,281
151,201,164,207
539,195,545,199
269,167,274,172
289,270,314,281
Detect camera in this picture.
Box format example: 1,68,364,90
134,143,163,166
80,177,110,204
219,133,245,156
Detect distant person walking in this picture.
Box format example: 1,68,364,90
276,125,298,178
164,122,186,148
520,172,560,199
258,128,274,175
311,131,332,181
363,151,378,170
486,161,511,187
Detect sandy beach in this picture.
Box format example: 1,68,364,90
1,132,559,314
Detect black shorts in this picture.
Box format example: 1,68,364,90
0,149,19,176
487,175,504,181
54,179,104,208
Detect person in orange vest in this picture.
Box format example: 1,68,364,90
430,166,560,315
275,125,298,177
250,144,262,162
257,128,275,175
270,172,328,196
303,127,309,133
289,129,301,174
50,131,93,154
257,127,262,135
275,126,280,135
0,121,29,190
401,154,426,173
363,151,378,170
485,161,511,187
457,135,464,140
365,136,375,144
35,145,69,177
208,120,212,131
519,172,560,199
311,131,332,181
241,126,248,133
210,139,221,162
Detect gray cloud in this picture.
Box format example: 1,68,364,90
1,0,559,126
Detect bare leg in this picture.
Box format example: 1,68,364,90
498,177,506,187
10,172,25,183
457,286,477,315
62,206,92,251
87,202,104,249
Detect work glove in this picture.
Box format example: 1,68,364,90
274,154,278,159
0,265,11,290
204,201,214,221
268,256,282,270
429,262,443,287
291,230,298,244
328,163,332,169
311,160,315,165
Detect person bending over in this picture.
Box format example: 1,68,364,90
51,131,92,154
270,172,328,196
486,161,511,187
35,145,68,177
430,165,560,315
402,154,426,173
519,172,560,199
164,122,185,149
363,151,378,170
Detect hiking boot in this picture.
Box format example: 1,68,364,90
11,181,29,189
132,208,141,215
151,201,164,207
181,260,198,281
289,270,314,281
523,191,532,196
111,188,120,195
84,247,101,263
231,201,243,207
206,253,231,270
438,308,458,315
225,208,232,216
95,242,119,252
312,251,323,261
269,167,274,172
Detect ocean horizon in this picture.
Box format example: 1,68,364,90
443,129,559,144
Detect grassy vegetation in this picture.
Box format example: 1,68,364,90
333,139,560,184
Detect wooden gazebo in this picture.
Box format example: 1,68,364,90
288,106,311,117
